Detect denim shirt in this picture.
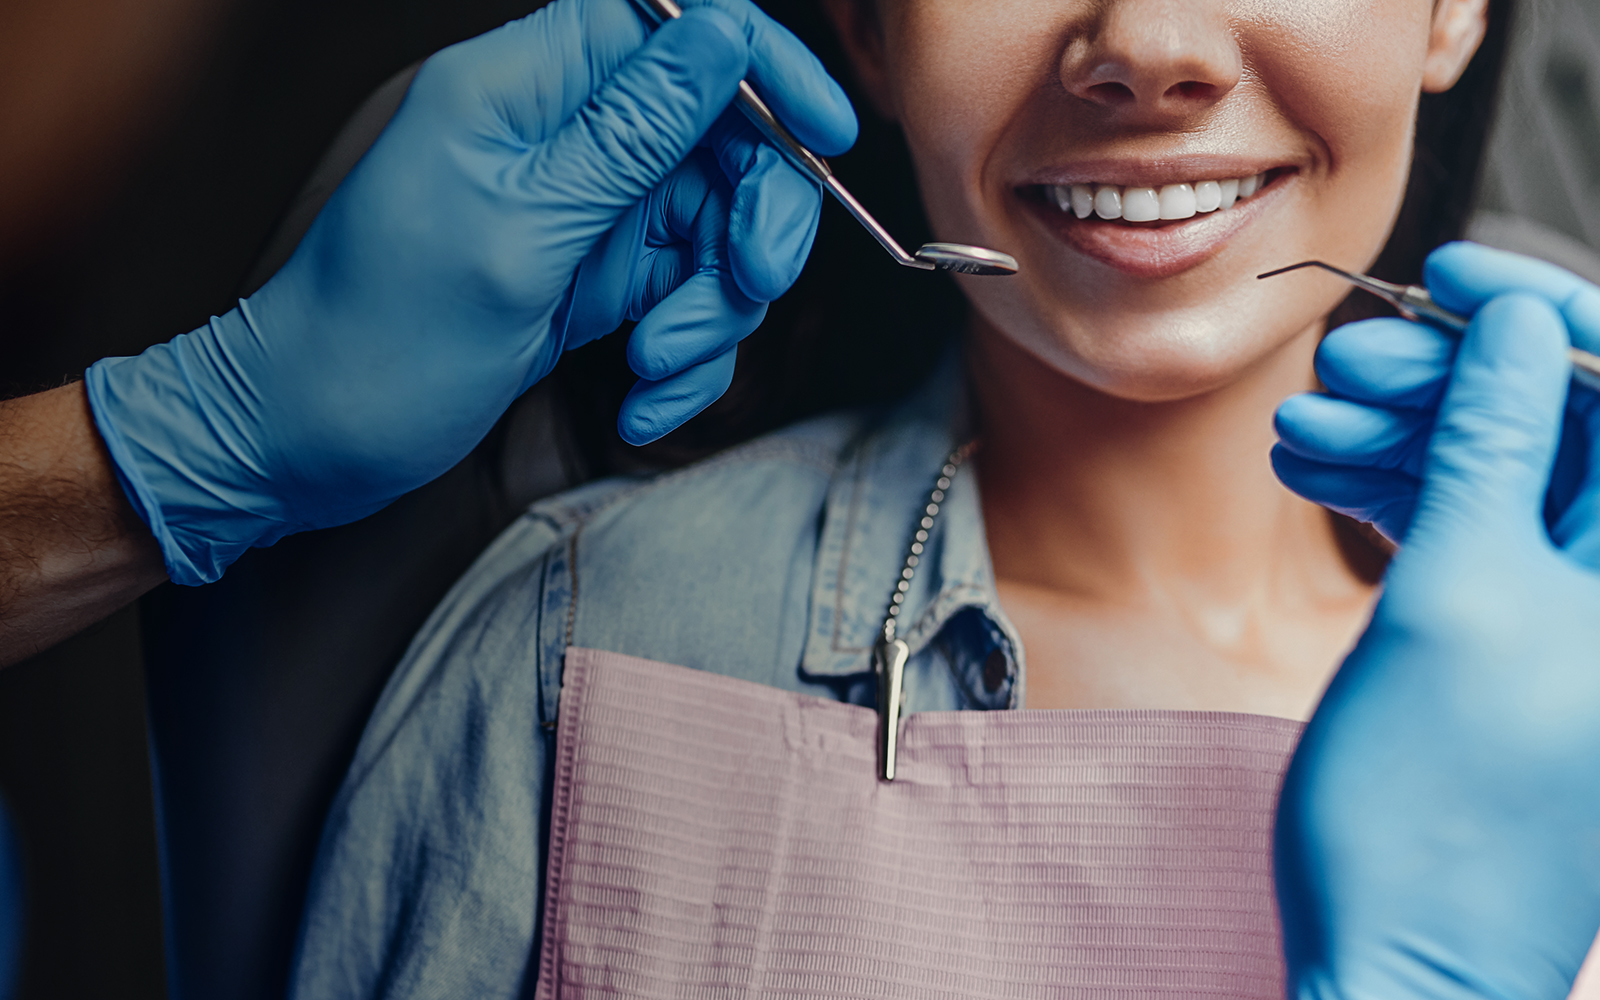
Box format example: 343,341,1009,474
287,366,1025,999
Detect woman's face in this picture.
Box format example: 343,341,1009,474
831,0,1489,401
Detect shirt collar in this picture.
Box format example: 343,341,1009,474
800,358,1023,698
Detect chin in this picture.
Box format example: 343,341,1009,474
1078,364,1254,404
1072,347,1266,403
986,298,1311,403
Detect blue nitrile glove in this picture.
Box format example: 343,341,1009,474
1273,242,1600,545
1271,251,1600,998
84,0,856,585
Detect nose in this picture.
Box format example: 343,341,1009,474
1060,0,1241,120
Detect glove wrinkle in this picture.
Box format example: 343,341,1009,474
84,0,850,582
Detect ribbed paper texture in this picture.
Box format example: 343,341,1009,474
535,647,1600,1000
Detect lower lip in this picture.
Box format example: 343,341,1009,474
1021,176,1290,279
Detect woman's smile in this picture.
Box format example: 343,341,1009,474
1017,166,1299,279
824,0,1487,400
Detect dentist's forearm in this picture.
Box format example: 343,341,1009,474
0,382,165,667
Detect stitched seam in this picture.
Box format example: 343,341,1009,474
534,648,588,999
552,437,846,665
820,583,996,668
830,449,867,654
902,585,990,644
563,531,580,651
550,440,841,534
536,548,555,731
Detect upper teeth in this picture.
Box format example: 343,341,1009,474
1050,174,1267,221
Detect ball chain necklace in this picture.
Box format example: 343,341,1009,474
873,441,978,781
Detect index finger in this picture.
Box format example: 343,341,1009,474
441,0,856,157
673,0,858,155
1426,242,1600,357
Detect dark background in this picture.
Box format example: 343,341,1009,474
0,0,1597,997
0,1,543,995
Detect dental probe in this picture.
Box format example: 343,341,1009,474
629,0,1019,276
1259,260,1600,392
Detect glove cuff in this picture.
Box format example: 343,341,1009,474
85,305,303,586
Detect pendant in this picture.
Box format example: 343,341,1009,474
874,637,910,781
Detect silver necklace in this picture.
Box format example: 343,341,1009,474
874,442,977,781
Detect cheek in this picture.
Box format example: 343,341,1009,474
885,0,1056,217
1249,3,1433,319
1246,1,1433,181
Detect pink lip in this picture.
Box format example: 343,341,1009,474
1019,172,1292,279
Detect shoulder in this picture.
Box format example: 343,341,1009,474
559,411,862,677
572,413,852,548
546,410,852,536
375,408,866,731
525,408,860,573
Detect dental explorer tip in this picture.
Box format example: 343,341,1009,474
1257,261,1350,281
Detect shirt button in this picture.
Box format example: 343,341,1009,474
982,649,1007,693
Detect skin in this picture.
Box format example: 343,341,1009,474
827,0,1487,719
0,384,165,668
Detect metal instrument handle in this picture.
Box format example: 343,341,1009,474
729,86,930,270
733,81,833,181
633,0,831,181
1396,286,1600,391
1261,261,1600,394
628,0,931,270
1396,286,1469,332
824,177,933,270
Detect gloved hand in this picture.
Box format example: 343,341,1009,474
1273,243,1600,546
85,0,856,585
1271,243,1600,998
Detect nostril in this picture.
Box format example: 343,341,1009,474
1169,80,1217,101
1085,81,1136,105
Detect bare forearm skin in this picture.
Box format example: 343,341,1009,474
0,382,166,667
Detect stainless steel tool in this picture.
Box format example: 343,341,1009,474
1259,260,1600,392
631,0,1018,277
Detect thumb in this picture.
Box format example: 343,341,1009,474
527,8,748,244
1409,293,1570,546
1426,242,1600,357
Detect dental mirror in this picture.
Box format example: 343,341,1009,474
632,0,1019,278
913,243,1021,276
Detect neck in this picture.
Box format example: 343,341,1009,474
971,316,1349,615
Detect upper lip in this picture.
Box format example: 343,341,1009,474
1018,155,1299,189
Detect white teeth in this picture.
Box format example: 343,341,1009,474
1093,185,1122,220
1122,187,1160,222
1158,183,1197,220
1052,184,1096,220
1070,184,1094,219
1049,172,1269,221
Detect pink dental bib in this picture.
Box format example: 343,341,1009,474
536,648,1600,999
